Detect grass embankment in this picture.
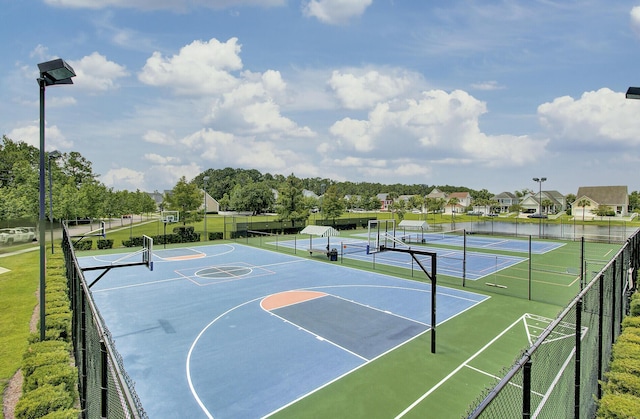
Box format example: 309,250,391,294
0,248,39,419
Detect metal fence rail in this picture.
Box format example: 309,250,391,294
62,224,147,418
467,229,640,418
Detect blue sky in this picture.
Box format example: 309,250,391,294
2,0,640,196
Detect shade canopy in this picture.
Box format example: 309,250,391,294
300,225,340,237
398,220,428,230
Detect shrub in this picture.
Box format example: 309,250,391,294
14,384,74,419
209,232,223,240
44,312,72,341
602,371,640,398
72,240,92,251
597,392,640,418
40,409,82,419
97,238,114,249
22,350,69,377
612,340,640,360
23,363,77,394
631,298,640,317
622,315,640,329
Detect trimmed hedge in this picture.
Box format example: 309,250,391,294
597,291,640,417
15,253,78,418
72,240,92,251
123,226,201,247
14,384,74,419
97,238,114,249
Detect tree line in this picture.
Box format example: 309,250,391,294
4,134,639,226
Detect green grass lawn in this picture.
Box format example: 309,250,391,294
0,248,39,419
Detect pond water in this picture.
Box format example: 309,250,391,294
428,219,637,243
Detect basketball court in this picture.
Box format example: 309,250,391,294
79,243,490,418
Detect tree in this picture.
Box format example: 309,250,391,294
165,176,203,225
275,174,309,223
60,151,98,188
576,198,591,221
541,198,554,215
321,185,345,222
229,182,275,214
408,195,424,212
629,191,640,212
595,204,613,217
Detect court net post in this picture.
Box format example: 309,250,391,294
379,245,438,354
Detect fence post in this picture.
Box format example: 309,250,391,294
523,359,532,418
101,339,108,418
597,273,605,400
574,299,583,419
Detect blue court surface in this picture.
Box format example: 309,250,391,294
274,238,528,281
79,244,489,418
367,231,564,254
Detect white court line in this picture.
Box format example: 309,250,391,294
394,314,527,418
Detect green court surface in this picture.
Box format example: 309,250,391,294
76,228,623,418
223,231,622,417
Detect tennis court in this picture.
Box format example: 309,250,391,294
368,231,564,254
273,237,528,281
79,243,489,418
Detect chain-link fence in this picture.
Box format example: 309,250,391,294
62,224,147,418
466,229,639,418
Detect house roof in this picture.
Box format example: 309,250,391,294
449,192,471,199
493,191,517,199
575,186,628,205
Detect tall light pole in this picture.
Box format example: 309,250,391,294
203,176,209,241
38,58,76,341
48,150,62,254
532,177,547,237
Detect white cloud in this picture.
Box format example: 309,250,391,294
538,88,640,147
143,153,181,164
69,52,129,91
138,38,243,95
43,0,285,12
102,167,146,190
303,0,372,25
470,81,505,91
8,123,73,151
631,6,640,36
328,69,420,109
143,130,176,145
178,128,303,172
329,89,547,165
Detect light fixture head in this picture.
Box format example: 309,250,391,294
49,150,62,159
38,58,76,86
626,87,640,100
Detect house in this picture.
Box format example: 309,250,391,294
492,192,519,213
377,193,394,211
443,192,472,214
572,186,629,219
201,190,220,213
426,188,448,200
520,190,566,214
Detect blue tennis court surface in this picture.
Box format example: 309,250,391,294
79,244,489,418
273,237,529,281
366,231,564,254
